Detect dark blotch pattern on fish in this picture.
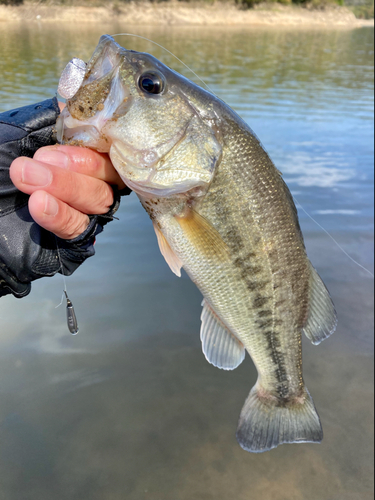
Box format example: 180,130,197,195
257,310,273,318
253,295,270,309
256,318,274,329
263,328,289,400
231,247,291,399
224,228,245,254
202,160,299,403
233,256,270,292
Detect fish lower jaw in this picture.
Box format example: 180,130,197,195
110,151,210,199
116,170,211,199
57,114,112,152
63,130,111,153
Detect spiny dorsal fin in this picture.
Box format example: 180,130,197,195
200,299,245,370
303,264,338,345
152,222,182,277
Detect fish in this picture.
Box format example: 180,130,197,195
56,35,338,453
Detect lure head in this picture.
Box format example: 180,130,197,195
58,58,87,100
57,35,222,198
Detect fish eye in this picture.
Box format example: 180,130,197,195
139,72,165,95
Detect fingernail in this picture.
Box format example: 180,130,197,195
22,160,52,187
44,194,59,216
34,149,69,169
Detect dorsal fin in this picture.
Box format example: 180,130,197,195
152,223,182,277
200,300,245,370
303,264,338,345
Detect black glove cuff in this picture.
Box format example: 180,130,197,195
0,265,31,299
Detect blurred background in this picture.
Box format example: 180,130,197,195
0,12,373,500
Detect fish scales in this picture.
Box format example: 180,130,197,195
57,35,337,453
190,116,308,398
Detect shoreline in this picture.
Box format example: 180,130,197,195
0,2,373,27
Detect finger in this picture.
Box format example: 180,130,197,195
33,145,126,189
58,102,66,112
10,157,114,215
29,190,90,240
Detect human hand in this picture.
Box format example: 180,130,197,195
0,97,127,298
10,145,126,240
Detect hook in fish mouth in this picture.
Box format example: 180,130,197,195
58,58,87,100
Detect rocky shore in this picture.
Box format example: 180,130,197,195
0,2,373,27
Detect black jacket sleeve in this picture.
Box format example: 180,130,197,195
0,97,130,298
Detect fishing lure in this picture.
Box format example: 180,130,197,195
64,290,79,335
58,58,87,100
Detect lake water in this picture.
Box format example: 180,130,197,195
0,22,373,500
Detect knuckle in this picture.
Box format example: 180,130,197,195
95,181,113,213
60,209,84,240
68,146,102,175
67,177,112,215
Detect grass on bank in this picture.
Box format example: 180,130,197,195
0,0,373,19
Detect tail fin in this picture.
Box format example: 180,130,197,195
236,385,323,453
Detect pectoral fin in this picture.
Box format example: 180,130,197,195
200,300,245,370
153,223,183,277
176,209,229,262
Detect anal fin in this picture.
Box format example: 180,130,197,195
303,264,338,345
200,300,245,371
153,223,182,277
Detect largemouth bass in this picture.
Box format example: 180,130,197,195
56,35,337,453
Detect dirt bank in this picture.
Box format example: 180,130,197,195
0,2,373,27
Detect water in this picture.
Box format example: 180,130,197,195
0,23,373,500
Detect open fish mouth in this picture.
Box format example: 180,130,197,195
56,36,132,152
57,35,221,198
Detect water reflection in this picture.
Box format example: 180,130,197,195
0,23,373,500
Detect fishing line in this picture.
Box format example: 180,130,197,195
58,111,65,145
55,236,67,297
55,89,80,334
112,33,373,278
293,196,374,278
111,33,216,95
55,236,79,335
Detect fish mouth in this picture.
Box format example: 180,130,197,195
57,35,217,199
56,35,132,152
84,35,126,86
